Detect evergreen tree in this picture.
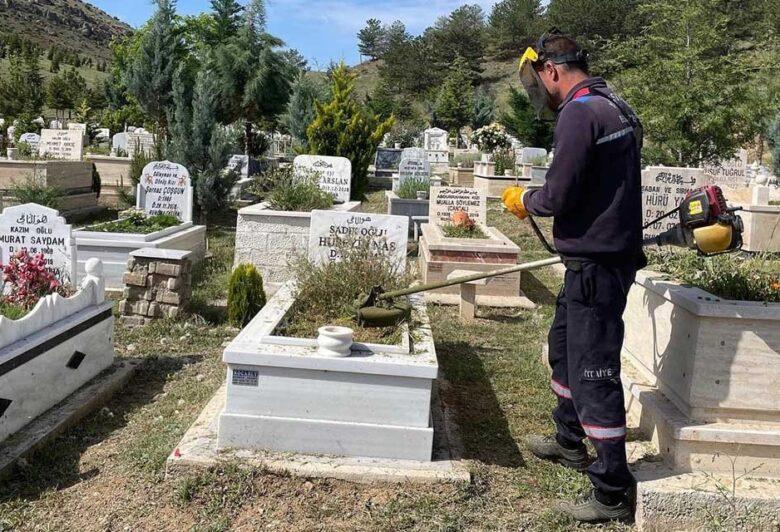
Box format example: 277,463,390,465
472,87,496,129
210,0,243,44
433,56,474,134
307,63,394,199
283,73,327,149
358,19,384,61
425,5,486,83
125,0,181,137
167,63,196,165
500,86,553,149
546,0,635,41
0,52,45,117
487,0,542,58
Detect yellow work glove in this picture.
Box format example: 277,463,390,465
502,186,528,220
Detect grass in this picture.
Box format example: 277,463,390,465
0,194,640,530
396,176,430,200
84,213,180,234
442,224,488,239
0,301,28,320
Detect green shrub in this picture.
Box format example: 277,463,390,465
129,147,153,186
647,250,780,303
227,264,267,327
86,212,180,234
396,176,430,199
442,224,487,239
10,177,62,208
284,239,412,343
493,148,516,176
253,166,334,212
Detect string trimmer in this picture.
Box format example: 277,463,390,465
356,185,744,327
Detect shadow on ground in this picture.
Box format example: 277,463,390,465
0,354,200,503
436,339,525,469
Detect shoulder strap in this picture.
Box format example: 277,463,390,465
587,85,644,152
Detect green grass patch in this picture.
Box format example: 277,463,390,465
85,213,180,234
0,301,28,319
396,176,430,200
442,224,488,239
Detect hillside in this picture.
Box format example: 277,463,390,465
351,56,521,112
0,0,132,62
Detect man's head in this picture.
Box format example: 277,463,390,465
533,34,590,107
518,31,590,119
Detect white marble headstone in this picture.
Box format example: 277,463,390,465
424,128,448,152
0,203,76,284
294,155,352,203
428,186,487,226
112,132,128,153
641,166,705,238
136,161,193,222
397,148,431,188
519,147,548,165
127,131,156,156
38,129,84,160
19,132,40,152
307,210,408,271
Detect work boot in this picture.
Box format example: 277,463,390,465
557,488,634,524
524,434,591,471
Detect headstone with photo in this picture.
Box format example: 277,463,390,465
19,132,40,152
136,161,193,222
293,154,352,203
307,210,408,271
38,129,84,160
0,203,76,284
641,166,705,238
428,186,488,226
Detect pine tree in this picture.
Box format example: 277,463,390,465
210,0,243,44
487,0,542,58
125,0,181,137
472,87,496,130
425,5,486,83
283,73,327,149
499,86,553,149
307,63,394,199
433,56,474,134
358,19,384,61
167,63,195,166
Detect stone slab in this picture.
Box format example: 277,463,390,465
0,360,138,480
167,382,471,485
130,247,193,261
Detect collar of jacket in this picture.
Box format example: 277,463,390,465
556,77,608,112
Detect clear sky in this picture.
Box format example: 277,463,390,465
89,0,499,67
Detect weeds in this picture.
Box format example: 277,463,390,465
442,223,488,239
250,166,333,211
85,212,180,234
10,176,62,209
396,175,430,199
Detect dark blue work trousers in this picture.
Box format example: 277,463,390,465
548,260,636,494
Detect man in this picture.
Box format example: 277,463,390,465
502,31,645,523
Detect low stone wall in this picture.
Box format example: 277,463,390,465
473,173,538,198
386,191,429,233
448,167,474,187
119,248,193,326
233,201,361,290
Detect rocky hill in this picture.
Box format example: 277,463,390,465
0,0,132,61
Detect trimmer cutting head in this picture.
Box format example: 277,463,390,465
355,286,411,328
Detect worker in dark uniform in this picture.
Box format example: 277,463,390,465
502,31,645,523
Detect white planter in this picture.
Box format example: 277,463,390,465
218,282,438,461
0,259,115,444
233,201,361,290
75,221,206,290
622,270,780,477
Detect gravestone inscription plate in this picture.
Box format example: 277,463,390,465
0,203,75,283
38,129,83,160
294,155,352,203
428,186,487,226
641,166,705,238
136,161,193,222
307,211,408,271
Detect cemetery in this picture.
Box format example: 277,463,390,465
0,0,779,529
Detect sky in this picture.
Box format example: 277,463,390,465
89,0,499,67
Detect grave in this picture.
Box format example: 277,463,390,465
473,154,536,198
0,203,76,284
74,161,206,290
0,159,99,217
38,129,84,161
703,149,752,205
111,132,128,155
67,122,88,146
127,130,155,156
293,154,352,203
233,200,362,293
641,166,705,238
740,185,780,252
18,132,40,152
86,154,133,207
0,258,115,445
423,127,449,173
394,147,431,191
418,187,531,308
372,147,402,185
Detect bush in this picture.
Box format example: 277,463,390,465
647,250,780,303
251,166,334,212
493,147,516,176
129,146,153,186
227,264,267,327
86,212,180,234
396,176,430,199
10,177,62,208
471,122,510,153
284,238,412,342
